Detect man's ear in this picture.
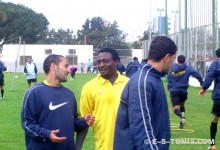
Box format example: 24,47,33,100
51,63,57,71
163,54,171,63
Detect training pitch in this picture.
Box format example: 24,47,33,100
0,73,218,150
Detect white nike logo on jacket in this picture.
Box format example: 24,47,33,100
49,102,68,110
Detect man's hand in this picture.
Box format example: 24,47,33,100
50,129,67,143
199,89,206,96
84,114,95,126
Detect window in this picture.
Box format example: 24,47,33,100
68,49,76,54
45,49,52,54
20,56,32,65
66,55,78,65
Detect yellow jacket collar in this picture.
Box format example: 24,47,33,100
97,71,124,85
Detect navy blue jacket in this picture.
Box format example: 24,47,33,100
167,63,203,93
125,61,141,78
0,62,7,79
202,58,220,100
117,62,126,75
114,64,170,150
141,59,148,67
21,83,88,150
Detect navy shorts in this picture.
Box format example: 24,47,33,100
170,91,187,107
212,100,220,116
0,79,4,86
27,78,37,84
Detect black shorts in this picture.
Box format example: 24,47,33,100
71,72,76,77
0,79,4,86
27,78,37,84
170,91,187,107
211,100,220,116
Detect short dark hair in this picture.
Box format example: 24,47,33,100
43,54,64,74
148,36,177,62
216,48,220,57
97,47,120,61
177,55,185,64
133,57,138,61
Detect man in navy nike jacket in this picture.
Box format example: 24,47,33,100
21,54,94,150
114,36,177,150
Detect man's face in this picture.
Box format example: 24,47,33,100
97,52,118,79
27,58,32,63
163,53,176,74
54,57,70,82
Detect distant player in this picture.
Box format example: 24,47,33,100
0,61,7,99
69,65,77,79
117,60,125,75
24,57,38,88
168,55,203,129
125,56,141,78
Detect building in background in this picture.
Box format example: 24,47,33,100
0,44,93,73
153,16,166,35
0,45,143,73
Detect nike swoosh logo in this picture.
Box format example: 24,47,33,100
49,102,68,110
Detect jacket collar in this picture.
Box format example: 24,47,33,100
142,64,166,78
97,71,125,85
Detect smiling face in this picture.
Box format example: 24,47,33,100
97,52,118,79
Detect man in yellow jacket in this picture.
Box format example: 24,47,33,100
76,47,129,150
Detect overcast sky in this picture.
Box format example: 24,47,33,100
2,0,178,41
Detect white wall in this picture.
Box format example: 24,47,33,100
1,44,93,73
189,76,213,90
132,49,142,62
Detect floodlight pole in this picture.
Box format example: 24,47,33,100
22,41,26,82
148,0,152,50
10,37,22,91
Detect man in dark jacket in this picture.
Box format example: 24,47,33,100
167,55,203,129
117,60,126,75
125,56,141,78
114,36,177,150
199,48,220,150
0,61,7,99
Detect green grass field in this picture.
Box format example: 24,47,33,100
0,73,218,150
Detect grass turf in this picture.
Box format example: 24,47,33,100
0,73,218,150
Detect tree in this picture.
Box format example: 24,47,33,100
141,30,158,41
131,41,142,49
77,17,129,49
0,2,49,43
39,28,77,44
